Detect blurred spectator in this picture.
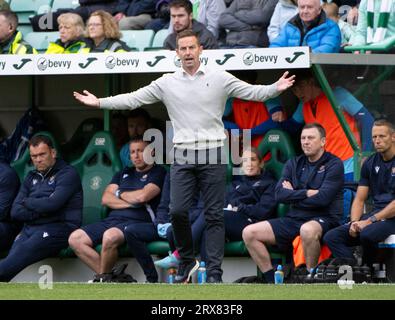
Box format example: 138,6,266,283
120,109,152,168
46,13,87,53
190,0,226,39
275,69,374,181
0,0,9,11
0,107,46,163
323,2,356,47
83,10,131,52
114,0,157,30
349,0,395,49
111,113,129,151
267,0,298,43
223,70,285,150
218,0,277,48
270,0,342,53
0,10,37,54
164,0,218,50
144,0,171,32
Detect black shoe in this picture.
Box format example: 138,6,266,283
207,275,223,284
89,273,113,283
174,260,199,284
110,263,137,283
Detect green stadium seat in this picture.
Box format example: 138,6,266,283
71,131,122,226
10,0,53,25
121,30,154,51
144,29,169,51
11,131,62,182
24,31,59,53
61,118,103,162
60,131,122,258
52,0,79,11
258,129,296,180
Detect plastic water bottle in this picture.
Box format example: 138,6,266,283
274,265,284,284
197,261,207,284
168,268,176,284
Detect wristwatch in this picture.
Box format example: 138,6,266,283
369,215,378,223
115,189,121,199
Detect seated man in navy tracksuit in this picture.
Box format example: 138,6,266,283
69,136,166,283
0,155,21,252
324,120,395,266
243,123,344,283
224,147,278,242
0,135,83,282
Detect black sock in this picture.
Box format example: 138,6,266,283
263,269,275,283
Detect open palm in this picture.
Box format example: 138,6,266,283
276,71,295,92
73,90,100,108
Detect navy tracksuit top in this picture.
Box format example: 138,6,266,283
275,151,344,221
11,159,83,228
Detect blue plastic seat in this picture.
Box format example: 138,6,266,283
121,30,154,51
25,31,59,53
10,0,53,24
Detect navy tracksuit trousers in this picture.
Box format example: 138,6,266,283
0,223,72,282
324,211,395,265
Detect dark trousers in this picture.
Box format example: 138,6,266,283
166,211,206,261
170,148,227,277
123,221,161,283
0,222,22,252
224,211,252,241
324,211,395,265
0,223,73,282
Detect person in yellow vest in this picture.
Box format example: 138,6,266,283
0,10,37,54
274,69,374,181
46,13,87,54
82,10,131,52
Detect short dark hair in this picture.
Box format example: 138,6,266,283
129,135,149,145
127,108,151,123
29,135,54,149
0,10,18,30
176,30,200,48
292,68,319,87
169,0,192,14
373,119,395,133
302,123,326,138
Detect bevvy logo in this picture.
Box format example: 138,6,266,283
243,52,278,66
37,57,71,71
105,55,139,69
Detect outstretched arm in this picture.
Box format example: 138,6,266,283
276,71,295,92
73,90,100,108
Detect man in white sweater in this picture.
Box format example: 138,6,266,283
74,30,295,284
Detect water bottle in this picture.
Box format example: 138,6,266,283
197,261,207,284
274,265,284,284
168,268,176,284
